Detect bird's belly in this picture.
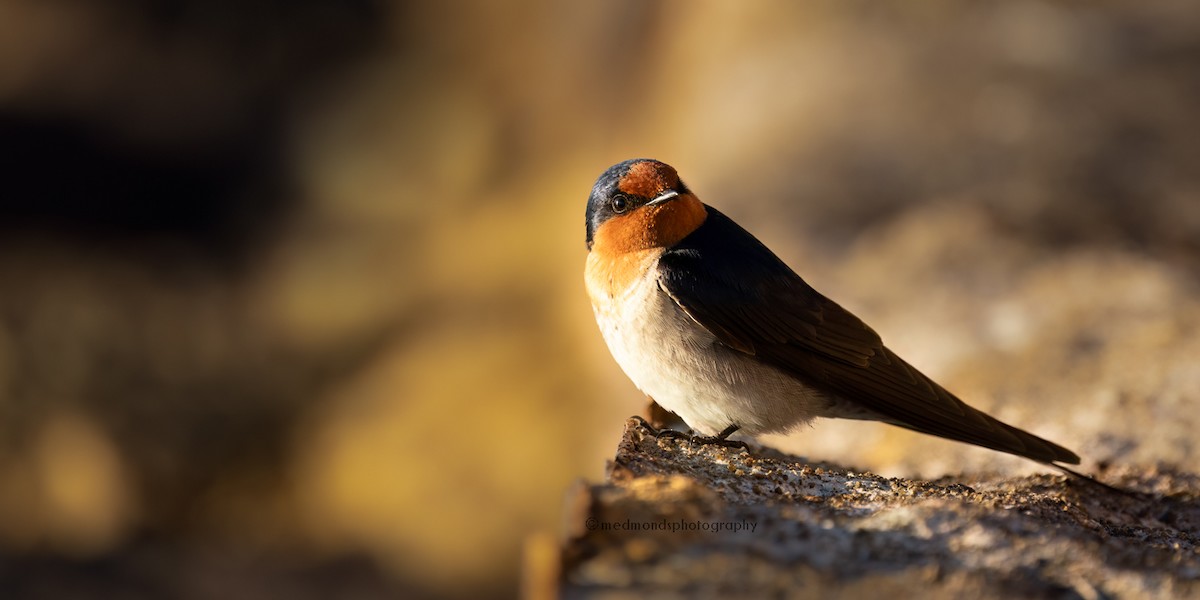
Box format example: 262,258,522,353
588,261,831,436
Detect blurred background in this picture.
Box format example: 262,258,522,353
1,1,1198,597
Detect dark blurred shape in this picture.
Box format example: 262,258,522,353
0,545,398,600
0,0,383,264
0,114,280,261
0,0,393,593
0,0,391,500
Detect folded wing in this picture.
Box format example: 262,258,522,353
657,208,1079,465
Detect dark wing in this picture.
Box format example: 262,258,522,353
657,208,1079,465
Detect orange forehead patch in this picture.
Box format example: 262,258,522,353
617,161,679,198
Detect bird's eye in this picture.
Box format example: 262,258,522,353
611,194,630,213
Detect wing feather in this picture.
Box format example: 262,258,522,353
658,208,1079,465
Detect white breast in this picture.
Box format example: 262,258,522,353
585,251,834,436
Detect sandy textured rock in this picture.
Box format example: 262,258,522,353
551,418,1200,599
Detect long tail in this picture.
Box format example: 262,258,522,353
1051,463,1139,496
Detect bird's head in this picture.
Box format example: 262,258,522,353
585,159,707,254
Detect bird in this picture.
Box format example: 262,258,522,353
583,158,1082,468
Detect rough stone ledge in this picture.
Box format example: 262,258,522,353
545,418,1200,599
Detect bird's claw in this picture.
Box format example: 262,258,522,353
630,416,748,451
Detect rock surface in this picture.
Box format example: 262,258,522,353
550,418,1200,599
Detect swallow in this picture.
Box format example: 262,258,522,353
584,158,1081,468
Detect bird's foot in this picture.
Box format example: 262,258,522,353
630,415,664,436
685,423,749,451
631,416,748,451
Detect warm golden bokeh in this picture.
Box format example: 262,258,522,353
0,1,1197,597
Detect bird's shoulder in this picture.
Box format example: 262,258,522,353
656,207,883,362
